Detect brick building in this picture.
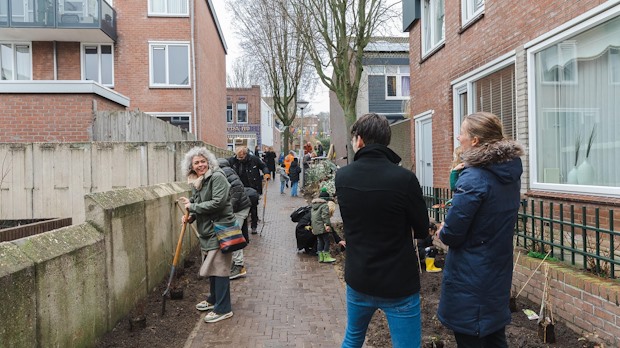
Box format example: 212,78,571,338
0,0,227,146
403,0,620,196
226,85,262,153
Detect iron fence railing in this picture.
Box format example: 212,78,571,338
421,186,620,279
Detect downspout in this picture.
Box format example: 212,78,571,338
190,0,198,138
53,41,57,80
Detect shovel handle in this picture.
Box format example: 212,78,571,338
172,210,190,268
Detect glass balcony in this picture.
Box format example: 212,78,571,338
0,0,116,42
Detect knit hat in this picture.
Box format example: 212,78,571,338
319,187,331,199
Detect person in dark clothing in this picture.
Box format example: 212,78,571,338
295,207,345,254
262,146,277,175
288,158,302,197
228,147,270,234
437,112,523,347
228,147,270,195
336,113,428,348
244,187,259,235
218,158,251,279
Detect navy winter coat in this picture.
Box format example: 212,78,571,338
438,139,523,337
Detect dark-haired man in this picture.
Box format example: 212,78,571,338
336,113,428,348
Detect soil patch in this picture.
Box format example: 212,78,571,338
96,233,600,348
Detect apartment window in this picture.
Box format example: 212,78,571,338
386,65,410,99
226,101,233,123
148,0,189,16
422,0,445,56
0,0,8,26
452,57,515,148
366,65,385,75
82,44,113,86
149,112,191,131
531,13,620,192
462,0,484,26
149,42,190,87
0,43,31,80
237,103,248,123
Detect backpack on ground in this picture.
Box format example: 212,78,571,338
290,205,311,222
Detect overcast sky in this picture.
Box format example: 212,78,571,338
211,0,406,114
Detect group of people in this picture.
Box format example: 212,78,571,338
336,112,523,348
178,110,523,347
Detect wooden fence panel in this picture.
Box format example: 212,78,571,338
93,111,195,142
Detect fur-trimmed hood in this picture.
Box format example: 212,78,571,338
462,139,524,185
461,139,524,167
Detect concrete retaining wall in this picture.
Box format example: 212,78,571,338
0,182,196,347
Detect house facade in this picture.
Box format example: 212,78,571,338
330,37,410,166
403,0,620,199
0,0,227,146
226,85,262,153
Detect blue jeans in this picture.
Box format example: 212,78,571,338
317,233,330,252
280,180,286,193
291,181,299,196
342,285,421,348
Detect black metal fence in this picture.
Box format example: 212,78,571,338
422,186,620,279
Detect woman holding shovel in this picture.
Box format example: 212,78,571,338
179,147,236,323
436,112,524,347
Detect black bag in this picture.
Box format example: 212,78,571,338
290,205,311,222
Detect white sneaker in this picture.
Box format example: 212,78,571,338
204,311,233,323
195,300,214,311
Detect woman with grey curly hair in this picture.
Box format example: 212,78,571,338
178,146,237,323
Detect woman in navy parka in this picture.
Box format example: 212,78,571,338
437,112,523,347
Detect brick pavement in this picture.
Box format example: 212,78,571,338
184,180,347,348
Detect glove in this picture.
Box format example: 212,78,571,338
264,174,271,180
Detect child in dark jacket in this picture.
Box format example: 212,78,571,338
311,189,337,263
288,158,302,197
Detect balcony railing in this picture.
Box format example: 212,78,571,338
0,0,116,41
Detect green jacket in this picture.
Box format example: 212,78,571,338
189,168,236,251
310,198,331,236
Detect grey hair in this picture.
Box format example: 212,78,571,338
180,147,219,177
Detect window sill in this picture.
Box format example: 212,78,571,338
149,85,191,89
420,42,445,64
147,14,190,18
526,189,620,207
459,12,484,34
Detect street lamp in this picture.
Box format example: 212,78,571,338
297,100,309,187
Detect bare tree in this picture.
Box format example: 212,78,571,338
226,57,260,88
290,0,396,159
229,0,316,154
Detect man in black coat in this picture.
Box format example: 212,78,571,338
335,113,428,347
228,147,270,234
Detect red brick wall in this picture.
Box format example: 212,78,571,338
194,1,227,147
112,1,193,118
408,0,606,188
0,95,125,142
32,42,55,80
56,42,81,80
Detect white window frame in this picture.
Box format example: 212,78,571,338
148,0,189,17
226,101,233,123
81,43,114,87
451,51,516,148
421,0,445,57
385,65,410,100
236,102,248,124
148,41,191,88
0,42,32,80
461,0,484,27
526,2,620,197
146,112,192,132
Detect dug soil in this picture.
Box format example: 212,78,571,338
96,245,600,348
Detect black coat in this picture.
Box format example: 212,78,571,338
218,164,251,213
288,162,301,183
263,151,277,173
228,154,270,194
335,144,428,298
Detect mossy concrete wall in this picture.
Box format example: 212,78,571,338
0,182,193,347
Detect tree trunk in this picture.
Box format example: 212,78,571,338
283,128,291,154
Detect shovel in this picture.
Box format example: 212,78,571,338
162,209,190,315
